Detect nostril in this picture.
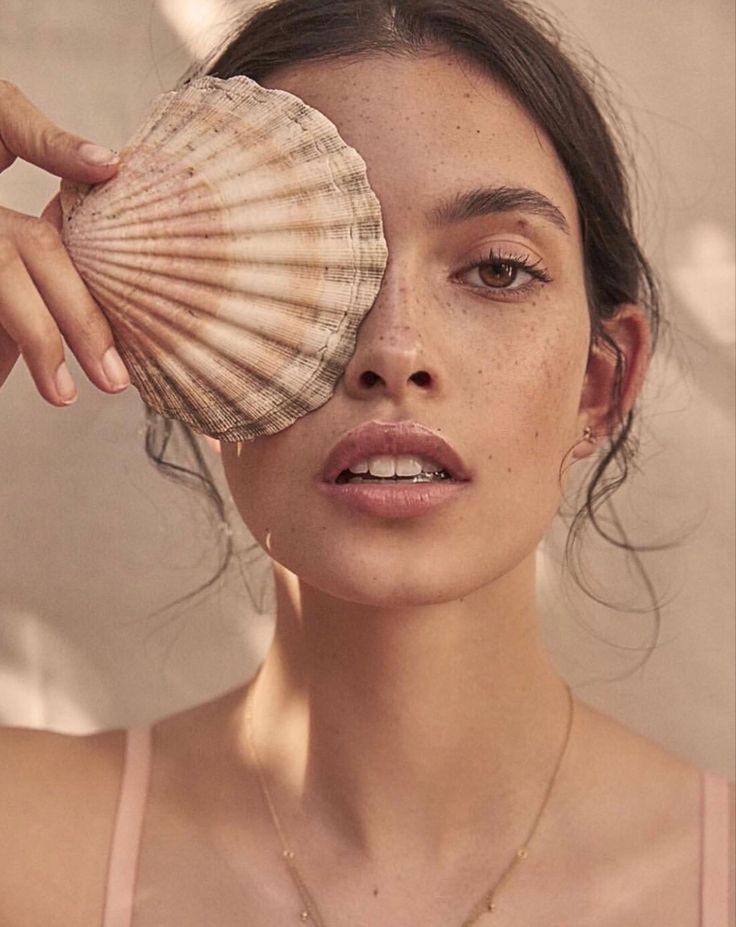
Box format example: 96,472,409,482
411,371,431,387
360,371,382,387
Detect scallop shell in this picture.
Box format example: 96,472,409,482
60,76,388,441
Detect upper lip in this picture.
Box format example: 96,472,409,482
322,420,471,482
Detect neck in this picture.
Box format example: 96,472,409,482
238,554,572,867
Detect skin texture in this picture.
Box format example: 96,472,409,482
223,51,648,605
227,53,593,606
1,55,720,927
209,47,652,877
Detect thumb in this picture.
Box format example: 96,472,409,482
0,81,120,183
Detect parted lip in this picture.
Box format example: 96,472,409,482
322,420,471,483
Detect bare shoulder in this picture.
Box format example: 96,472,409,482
708,768,736,926
568,697,710,834
561,697,733,925
0,723,127,927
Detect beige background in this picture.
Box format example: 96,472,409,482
0,0,733,777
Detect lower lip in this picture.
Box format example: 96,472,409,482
318,479,470,518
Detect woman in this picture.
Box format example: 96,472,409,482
0,1,732,925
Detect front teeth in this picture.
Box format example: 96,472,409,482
395,456,422,477
349,455,442,477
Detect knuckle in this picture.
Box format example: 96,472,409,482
18,216,61,252
72,306,103,342
16,318,57,357
76,308,113,353
38,125,68,160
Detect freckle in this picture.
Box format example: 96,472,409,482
487,454,493,460
373,888,379,896
534,431,539,438
507,467,512,473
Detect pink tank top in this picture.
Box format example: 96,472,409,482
101,725,733,926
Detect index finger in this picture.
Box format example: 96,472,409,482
0,81,119,183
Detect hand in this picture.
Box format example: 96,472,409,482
0,80,131,405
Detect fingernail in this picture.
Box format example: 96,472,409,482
101,346,130,391
54,361,78,404
78,142,119,166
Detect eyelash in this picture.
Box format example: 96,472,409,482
455,247,553,299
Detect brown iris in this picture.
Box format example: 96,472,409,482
477,260,518,288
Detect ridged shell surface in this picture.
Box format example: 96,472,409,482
60,75,388,440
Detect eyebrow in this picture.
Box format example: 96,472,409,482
426,185,571,235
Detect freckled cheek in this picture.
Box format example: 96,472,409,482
523,359,579,445
472,319,587,461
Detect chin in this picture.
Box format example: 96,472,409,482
272,537,513,608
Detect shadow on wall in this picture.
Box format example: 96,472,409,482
157,0,251,61
0,609,114,730
667,221,735,419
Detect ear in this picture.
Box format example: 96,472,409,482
199,434,222,456
574,303,651,459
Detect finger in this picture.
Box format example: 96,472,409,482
7,212,130,394
40,192,63,231
0,80,119,182
0,321,20,388
0,235,78,405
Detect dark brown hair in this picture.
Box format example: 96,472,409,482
144,0,664,660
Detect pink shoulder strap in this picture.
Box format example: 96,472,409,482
102,725,153,927
701,769,733,927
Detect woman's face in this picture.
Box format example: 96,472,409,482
220,51,592,606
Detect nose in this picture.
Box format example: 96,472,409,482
340,269,442,402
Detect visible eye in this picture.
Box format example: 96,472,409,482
455,247,552,298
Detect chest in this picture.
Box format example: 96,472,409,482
8,737,704,927
126,783,703,927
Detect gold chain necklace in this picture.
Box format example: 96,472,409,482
244,679,574,925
